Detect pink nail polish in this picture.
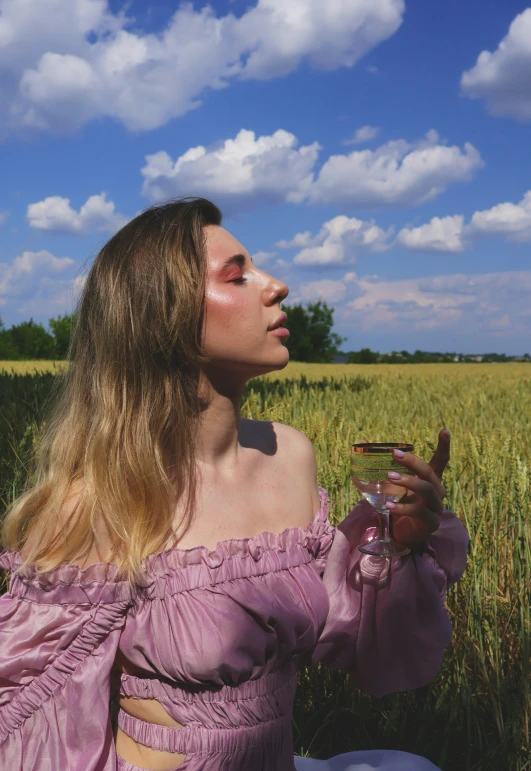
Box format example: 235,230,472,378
393,449,405,458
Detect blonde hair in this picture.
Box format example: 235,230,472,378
1,197,222,587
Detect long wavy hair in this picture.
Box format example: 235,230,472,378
1,197,222,587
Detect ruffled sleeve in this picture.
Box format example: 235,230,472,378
306,499,469,698
0,550,133,771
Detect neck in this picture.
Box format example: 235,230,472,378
194,367,247,472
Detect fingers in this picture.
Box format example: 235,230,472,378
387,472,445,510
391,447,446,500
429,428,451,480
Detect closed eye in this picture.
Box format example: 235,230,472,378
231,277,247,284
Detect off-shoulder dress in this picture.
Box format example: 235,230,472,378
0,487,469,771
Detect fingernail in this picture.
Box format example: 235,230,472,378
385,501,396,509
444,428,450,438
393,449,405,458
388,471,401,480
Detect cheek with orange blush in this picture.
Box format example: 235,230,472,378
204,286,245,331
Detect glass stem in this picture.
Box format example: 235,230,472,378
376,508,392,543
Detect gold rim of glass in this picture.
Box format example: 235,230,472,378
351,442,414,454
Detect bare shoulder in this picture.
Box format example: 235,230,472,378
21,481,112,569
271,421,321,514
271,421,314,455
240,418,320,515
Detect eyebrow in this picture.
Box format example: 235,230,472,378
219,253,254,271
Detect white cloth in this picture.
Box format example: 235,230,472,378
294,750,442,770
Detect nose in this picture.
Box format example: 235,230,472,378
266,275,289,306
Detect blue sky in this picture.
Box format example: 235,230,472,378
2,0,531,355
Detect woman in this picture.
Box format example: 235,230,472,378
0,198,468,771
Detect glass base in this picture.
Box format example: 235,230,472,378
358,539,410,557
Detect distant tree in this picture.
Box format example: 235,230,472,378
8,318,57,360
483,352,509,362
380,351,402,363
347,347,379,364
0,316,20,359
283,301,346,363
49,313,77,359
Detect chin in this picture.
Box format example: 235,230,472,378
265,348,290,373
269,355,290,372
244,348,290,379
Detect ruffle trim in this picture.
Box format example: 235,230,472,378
0,551,135,604
117,707,290,754
141,486,334,573
119,661,298,704
0,601,128,742
0,487,335,599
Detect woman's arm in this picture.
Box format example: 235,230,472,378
306,499,468,696
296,434,469,697
0,551,131,770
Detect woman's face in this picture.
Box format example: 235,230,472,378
202,225,290,377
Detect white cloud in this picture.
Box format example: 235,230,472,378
275,189,531,262
461,9,531,122
490,313,510,329
292,269,531,336
275,231,314,249
394,190,531,252
0,249,90,321
26,193,128,234
305,130,483,208
0,249,75,306
343,125,380,145
235,0,404,80
278,215,392,266
252,250,277,267
142,127,484,214
397,215,465,253
286,272,361,305
468,191,531,241
141,129,321,212
298,279,350,304
0,0,405,135
344,274,474,329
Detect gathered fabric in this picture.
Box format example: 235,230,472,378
0,487,469,770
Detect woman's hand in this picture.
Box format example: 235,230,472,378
355,428,451,551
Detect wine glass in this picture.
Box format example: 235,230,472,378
351,442,415,557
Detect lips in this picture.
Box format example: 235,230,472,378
268,312,288,331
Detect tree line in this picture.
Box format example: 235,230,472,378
0,305,525,363
0,301,345,363
346,348,530,363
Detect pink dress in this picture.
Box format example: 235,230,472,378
0,487,469,771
